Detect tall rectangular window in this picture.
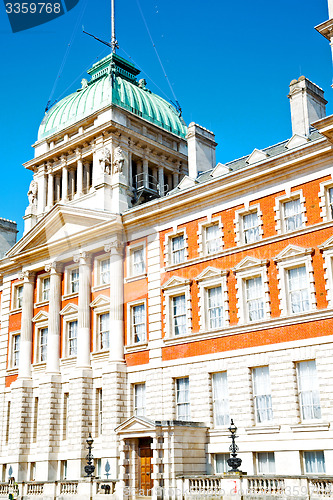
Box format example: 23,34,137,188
60,460,68,480
5,402,10,444
16,285,23,309
212,372,229,426
208,287,223,329
42,277,50,302
215,453,229,473
132,247,145,275
297,360,321,421
134,383,146,417
100,259,110,285
288,266,309,313
257,452,275,474
329,187,333,219
283,198,302,232
70,269,79,294
68,321,77,356
12,334,20,368
252,366,273,424
97,389,103,436
172,295,187,336
33,397,38,443
38,327,48,363
171,235,185,265
132,304,146,343
98,313,110,350
63,393,69,440
205,224,221,254
304,451,325,474
243,211,260,244
246,277,264,321
176,377,190,421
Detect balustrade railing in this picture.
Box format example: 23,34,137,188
60,480,78,494
309,478,333,496
247,477,285,495
27,482,44,495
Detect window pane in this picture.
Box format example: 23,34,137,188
216,453,229,473
133,304,146,343
135,384,146,417
329,187,333,219
252,366,273,423
176,378,190,420
17,286,23,308
100,260,110,284
246,277,264,321
284,198,302,232
172,235,185,264
208,287,223,329
297,361,321,420
257,452,275,474
99,313,110,350
132,248,145,275
70,269,79,293
68,321,77,356
206,224,221,254
173,295,187,336
212,372,229,426
40,328,48,362
243,212,260,244
42,277,50,301
304,451,325,474
288,266,309,313
13,334,20,367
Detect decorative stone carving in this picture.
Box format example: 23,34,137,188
104,241,124,254
100,148,112,174
113,146,125,174
19,270,36,282
81,78,88,89
44,262,63,274
27,180,38,205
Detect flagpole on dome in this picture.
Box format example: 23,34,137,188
111,0,119,54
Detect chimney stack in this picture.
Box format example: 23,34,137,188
288,76,327,137
186,123,217,179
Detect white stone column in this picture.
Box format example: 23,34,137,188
18,271,35,379
158,166,164,196
74,252,91,368
173,172,179,189
77,156,83,196
128,150,133,187
62,159,68,202
45,263,62,374
84,162,91,193
105,241,125,362
47,169,54,209
37,164,48,214
143,157,149,188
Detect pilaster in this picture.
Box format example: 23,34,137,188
18,271,35,380
74,252,92,368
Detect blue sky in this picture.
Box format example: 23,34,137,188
0,0,331,237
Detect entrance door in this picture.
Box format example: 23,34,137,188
139,438,153,495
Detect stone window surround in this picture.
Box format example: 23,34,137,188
60,305,78,359
234,204,263,246
126,239,147,281
32,315,48,366
10,281,24,312
274,245,316,317
7,330,20,372
90,295,110,353
164,227,189,268
36,272,51,306
196,267,229,332
126,299,148,347
162,277,192,338
133,382,146,417
319,235,333,308
63,264,80,299
318,179,333,222
93,255,111,290
197,216,224,257
233,257,270,324
274,189,307,235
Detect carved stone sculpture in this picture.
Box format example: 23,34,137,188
100,148,112,175
27,180,38,205
113,146,125,174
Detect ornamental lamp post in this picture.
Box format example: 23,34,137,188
84,433,95,478
226,419,243,473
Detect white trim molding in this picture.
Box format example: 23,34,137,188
164,228,188,267
197,217,224,257
274,190,307,235
318,178,333,222
195,266,229,331
162,276,192,338
274,245,316,316
319,235,333,307
234,204,263,246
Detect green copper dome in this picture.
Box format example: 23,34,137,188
38,53,187,140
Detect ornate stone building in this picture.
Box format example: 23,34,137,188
1,3,333,499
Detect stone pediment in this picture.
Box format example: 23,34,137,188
285,134,309,150
246,149,268,165
319,234,333,250
115,416,156,435
32,310,49,323
196,266,227,282
233,256,268,273
162,276,191,289
60,303,78,316
210,163,230,178
177,176,197,190
274,244,313,263
90,295,110,308
7,205,118,258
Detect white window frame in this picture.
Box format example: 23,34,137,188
296,360,322,422
175,377,190,421
318,180,333,222
90,295,110,353
36,273,51,304
303,451,326,474
212,372,229,427
274,190,307,235
8,331,20,370
164,229,188,267
274,245,316,316
11,282,23,311
134,383,146,417
163,277,192,338
126,241,146,279
215,453,229,474
319,235,333,307
234,205,263,246
60,305,79,359
36,325,48,364
94,256,110,289
63,265,80,298
32,312,49,365
197,217,223,256
233,257,270,324
252,366,273,424
256,452,275,474
196,267,229,331
127,299,147,346
97,312,110,352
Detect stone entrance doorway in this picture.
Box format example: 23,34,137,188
138,437,153,495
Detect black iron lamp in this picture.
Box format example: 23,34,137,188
226,419,242,473
84,433,96,478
